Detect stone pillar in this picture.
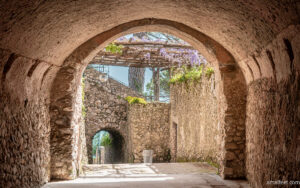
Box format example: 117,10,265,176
153,68,160,101
100,146,105,164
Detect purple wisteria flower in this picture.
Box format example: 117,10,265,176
144,53,151,61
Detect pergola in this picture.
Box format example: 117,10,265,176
90,41,196,68
89,39,201,101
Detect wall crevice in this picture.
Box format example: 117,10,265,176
251,55,262,77
2,53,17,82
27,60,40,77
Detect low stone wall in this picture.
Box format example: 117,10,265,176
169,75,221,164
127,103,170,163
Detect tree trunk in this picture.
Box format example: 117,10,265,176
128,67,145,93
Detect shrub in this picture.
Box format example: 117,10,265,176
125,96,147,105
169,73,184,84
100,134,112,147
169,65,203,84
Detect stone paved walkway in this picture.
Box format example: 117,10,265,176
43,163,250,188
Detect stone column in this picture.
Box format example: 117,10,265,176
100,146,105,164
153,68,160,101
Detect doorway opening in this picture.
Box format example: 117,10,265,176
92,129,125,164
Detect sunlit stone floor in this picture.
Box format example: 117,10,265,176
43,163,250,188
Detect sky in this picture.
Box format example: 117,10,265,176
97,65,153,92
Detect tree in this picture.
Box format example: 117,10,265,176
128,67,145,94
145,69,170,101
100,134,112,147
128,33,148,94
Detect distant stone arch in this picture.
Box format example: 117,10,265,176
90,128,125,164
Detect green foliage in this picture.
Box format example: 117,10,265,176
125,96,147,105
105,43,123,54
81,78,86,117
82,105,86,117
205,67,214,78
169,66,214,84
169,65,203,84
100,134,112,147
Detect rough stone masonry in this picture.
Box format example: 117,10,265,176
0,1,299,188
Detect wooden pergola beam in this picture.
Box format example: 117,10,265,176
91,41,196,67
114,41,192,49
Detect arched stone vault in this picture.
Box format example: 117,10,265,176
0,1,299,187
50,18,247,179
0,1,297,65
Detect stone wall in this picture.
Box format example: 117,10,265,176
169,74,221,164
73,82,88,175
49,64,85,180
77,115,88,174
83,68,142,163
127,103,170,163
244,26,300,187
0,98,50,188
0,49,58,187
246,76,299,187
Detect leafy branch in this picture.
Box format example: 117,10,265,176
105,43,124,54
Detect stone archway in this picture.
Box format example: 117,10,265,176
49,18,247,180
1,2,299,187
90,129,125,164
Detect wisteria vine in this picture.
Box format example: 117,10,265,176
115,33,207,67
